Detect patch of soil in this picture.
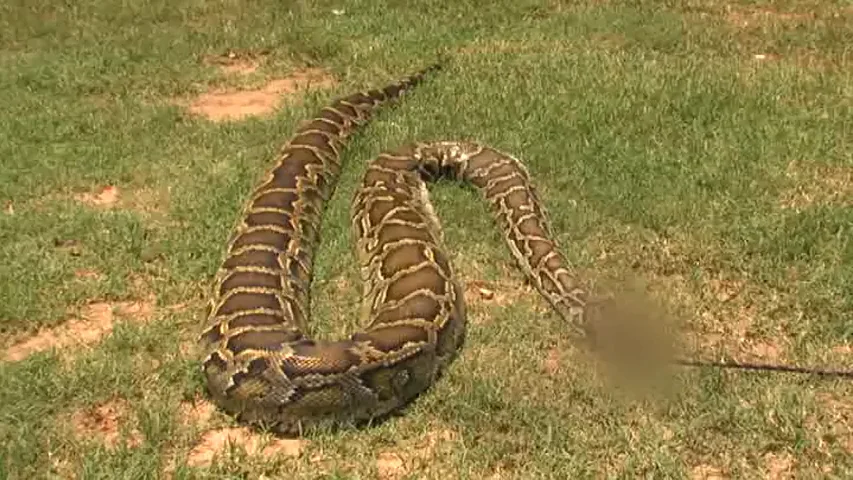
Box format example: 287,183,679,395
73,268,104,281
541,347,562,376
376,452,406,479
75,185,120,208
71,185,171,223
374,427,458,479
751,53,779,62
185,427,306,468
70,397,143,449
762,452,794,479
486,463,513,480
832,344,851,356
1,297,155,362
691,464,728,479
534,343,600,387
743,339,785,361
178,396,217,428
185,68,336,122
47,455,76,480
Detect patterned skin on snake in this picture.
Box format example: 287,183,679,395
200,65,852,436
201,120,593,434
199,64,451,434
197,59,591,434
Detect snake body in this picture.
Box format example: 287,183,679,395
199,64,853,435
199,65,589,434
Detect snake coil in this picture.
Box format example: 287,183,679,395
200,64,852,435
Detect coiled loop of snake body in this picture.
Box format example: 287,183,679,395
199,64,590,434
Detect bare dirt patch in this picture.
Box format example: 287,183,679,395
762,452,795,479
376,452,406,479
185,68,336,122
691,463,728,479
1,297,155,362
178,395,218,428
832,344,851,354
73,268,104,281
185,427,306,468
486,463,513,480
70,397,143,449
47,455,77,480
374,427,459,479
541,347,562,376
779,160,853,211
75,185,120,208
534,342,601,389
71,184,172,221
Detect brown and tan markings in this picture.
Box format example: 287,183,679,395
199,63,853,436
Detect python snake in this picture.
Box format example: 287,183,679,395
200,63,852,435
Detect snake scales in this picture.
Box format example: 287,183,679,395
200,63,852,435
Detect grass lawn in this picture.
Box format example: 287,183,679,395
1,0,852,478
